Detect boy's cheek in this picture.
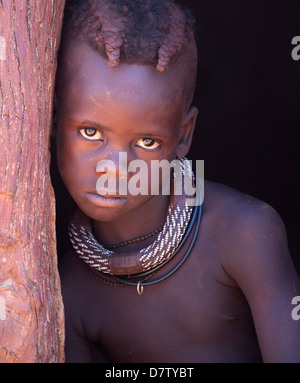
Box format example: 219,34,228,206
57,149,96,192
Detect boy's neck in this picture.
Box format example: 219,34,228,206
91,194,170,251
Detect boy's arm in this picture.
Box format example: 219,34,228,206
59,254,94,363
222,201,300,363
64,320,93,363
64,308,108,363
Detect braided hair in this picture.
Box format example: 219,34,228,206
62,0,195,72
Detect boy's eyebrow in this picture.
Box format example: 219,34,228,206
79,119,171,138
80,120,111,131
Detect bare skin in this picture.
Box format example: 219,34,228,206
55,40,300,363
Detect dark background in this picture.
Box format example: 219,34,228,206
177,0,300,273
52,0,300,274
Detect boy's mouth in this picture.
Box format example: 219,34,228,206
94,188,127,198
86,192,127,207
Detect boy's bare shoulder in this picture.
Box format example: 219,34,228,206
203,179,283,227
203,179,292,285
204,179,288,248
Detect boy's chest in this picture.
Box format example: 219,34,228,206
82,252,254,362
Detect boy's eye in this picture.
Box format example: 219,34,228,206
136,138,160,150
79,128,103,141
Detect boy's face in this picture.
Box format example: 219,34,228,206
55,40,197,222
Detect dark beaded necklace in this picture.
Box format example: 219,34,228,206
103,225,164,249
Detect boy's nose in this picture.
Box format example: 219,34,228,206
95,150,130,181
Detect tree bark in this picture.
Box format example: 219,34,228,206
0,0,65,362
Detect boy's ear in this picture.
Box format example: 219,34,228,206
52,92,59,138
176,106,198,158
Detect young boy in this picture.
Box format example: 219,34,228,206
54,0,300,362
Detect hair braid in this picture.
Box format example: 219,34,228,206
89,0,127,68
63,0,195,72
157,2,186,72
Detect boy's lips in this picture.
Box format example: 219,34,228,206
94,188,127,198
86,192,127,207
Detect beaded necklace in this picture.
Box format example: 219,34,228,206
69,159,203,294
85,199,202,295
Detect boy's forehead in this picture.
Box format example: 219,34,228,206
57,39,196,113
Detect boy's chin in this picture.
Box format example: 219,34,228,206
76,192,163,222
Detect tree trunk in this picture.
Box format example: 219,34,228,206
0,0,65,362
